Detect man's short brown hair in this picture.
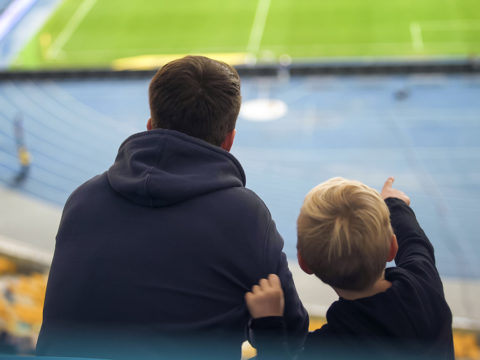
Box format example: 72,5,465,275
297,177,393,291
148,55,241,146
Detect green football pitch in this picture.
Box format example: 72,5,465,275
13,0,480,69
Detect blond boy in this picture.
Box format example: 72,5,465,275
246,177,454,359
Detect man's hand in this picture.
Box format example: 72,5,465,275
245,274,285,319
381,177,411,205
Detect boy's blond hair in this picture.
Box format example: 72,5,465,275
297,177,393,291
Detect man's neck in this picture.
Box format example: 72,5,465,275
334,276,392,301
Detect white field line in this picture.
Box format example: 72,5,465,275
47,0,98,59
247,0,271,56
410,22,424,51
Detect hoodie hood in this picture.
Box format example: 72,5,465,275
107,129,246,207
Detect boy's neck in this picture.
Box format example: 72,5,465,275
334,276,392,301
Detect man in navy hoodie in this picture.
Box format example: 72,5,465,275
36,56,308,359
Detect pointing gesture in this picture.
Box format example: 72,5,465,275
381,177,410,206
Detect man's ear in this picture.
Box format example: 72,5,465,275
220,129,236,152
387,234,398,262
297,251,314,275
147,118,152,130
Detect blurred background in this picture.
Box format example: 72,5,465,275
0,0,479,358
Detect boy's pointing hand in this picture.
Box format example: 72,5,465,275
381,177,411,206
245,274,285,319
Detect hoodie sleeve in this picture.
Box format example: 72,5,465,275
250,317,291,360
385,198,442,287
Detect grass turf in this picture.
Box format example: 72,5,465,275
12,0,480,69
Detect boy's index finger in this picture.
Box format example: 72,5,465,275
382,177,395,192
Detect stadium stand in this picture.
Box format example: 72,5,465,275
1,68,480,358
0,255,47,355
0,0,13,13
1,0,479,357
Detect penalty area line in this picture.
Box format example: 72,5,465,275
47,0,98,59
410,22,424,51
247,0,271,58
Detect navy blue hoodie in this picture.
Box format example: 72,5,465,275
37,129,308,359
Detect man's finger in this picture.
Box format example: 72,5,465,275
382,177,395,192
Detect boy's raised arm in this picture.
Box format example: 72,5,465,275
380,177,438,280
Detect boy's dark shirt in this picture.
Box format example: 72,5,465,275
251,198,454,360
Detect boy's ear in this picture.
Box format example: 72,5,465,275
147,118,153,130
297,252,314,275
387,234,398,262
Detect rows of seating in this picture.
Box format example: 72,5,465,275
0,256,47,354
0,80,134,205
0,252,478,358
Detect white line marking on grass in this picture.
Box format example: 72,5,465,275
410,22,424,51
247,0,271,58
47,0,98,59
